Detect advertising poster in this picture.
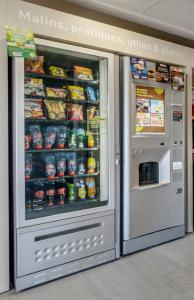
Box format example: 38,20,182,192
156,63,170,83
171,66,184,91
130,57,148,80
136,85,165,134
5,25,36,59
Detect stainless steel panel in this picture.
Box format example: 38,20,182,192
17,214,115,276
15,249,115,291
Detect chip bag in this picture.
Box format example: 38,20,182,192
67,103,83,121
49,65,67,78
74,66,93,81
44,100,66,120
25,99,44,119
25,77,45,97
25,56,45,74
67,85,85,101
45,87,68,99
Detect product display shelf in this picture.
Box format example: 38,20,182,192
26,147,99,153
26,198,107,220
26,172,100,183
25,118,87,125
25,72,99,85
25,95,100,106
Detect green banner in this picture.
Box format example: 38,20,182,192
5,25,36,59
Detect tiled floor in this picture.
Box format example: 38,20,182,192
2,233,194,300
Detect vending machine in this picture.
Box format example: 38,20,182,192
122,57,185,255
12,38,119,290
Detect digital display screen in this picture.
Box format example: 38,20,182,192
136,85,165,134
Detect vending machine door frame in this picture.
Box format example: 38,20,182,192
12,38,116,228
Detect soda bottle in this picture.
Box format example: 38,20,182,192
46,181,55,208
32,182,45,211
68,183,75,202
56,180,66,205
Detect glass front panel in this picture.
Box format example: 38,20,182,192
24,44,109,220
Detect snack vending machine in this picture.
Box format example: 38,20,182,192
12,38,119,290
122,57,185,254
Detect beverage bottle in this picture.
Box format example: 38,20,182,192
87,152,96,174
46,181,55,208
68,183,75,202
88,133,94,148
32,182,45,211
56,179,66,205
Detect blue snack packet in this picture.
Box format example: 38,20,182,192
86,86,97,102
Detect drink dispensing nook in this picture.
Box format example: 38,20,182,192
121,57,185,254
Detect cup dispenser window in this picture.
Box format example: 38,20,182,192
139,162,159,186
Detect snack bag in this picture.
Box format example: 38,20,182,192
85,177,96,199
78,157,86,175
67,103,83,121
45,154,56,180
25,154,32,180
56,126,68,149
77,128,85,148
67,153,77,176
74,66,94,80
25,99,44,119
45,87,68,99
86,86,97,102
68,129,77,148
29,125,43,150
44,100,66,120
49,66,67,78
76,180,86,200
25,77,45,97
25,56,45,74
56,153,66,177
44,126,57,150
67,85,85,101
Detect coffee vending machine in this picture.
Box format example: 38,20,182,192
121,56,185,254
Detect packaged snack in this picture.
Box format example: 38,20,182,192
67,103,83,121
25,135,31,150
67,183,75,202
67,85,85,101
57,187,66,205
45,87,68,99
87,154,96,174
78,157,86,175
67,153,77,176
56,153,66,177
68,129,77,148
74,66,94,81
45,154,56,180
25,77,45,97
44,126,57,150
77,128,85,148
56,126,68,149
76,180,86,200
29,125,43,150
156,63,170,83
32,182,45,211
44,100,66,120
88,106,96,120
87,133,94,148
85,177,96,199
25,56,45,74
130,57,148,80
171,66,184,91
25,154,32,180
86,87,97,102
25,99,44,119
49,66,67,78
